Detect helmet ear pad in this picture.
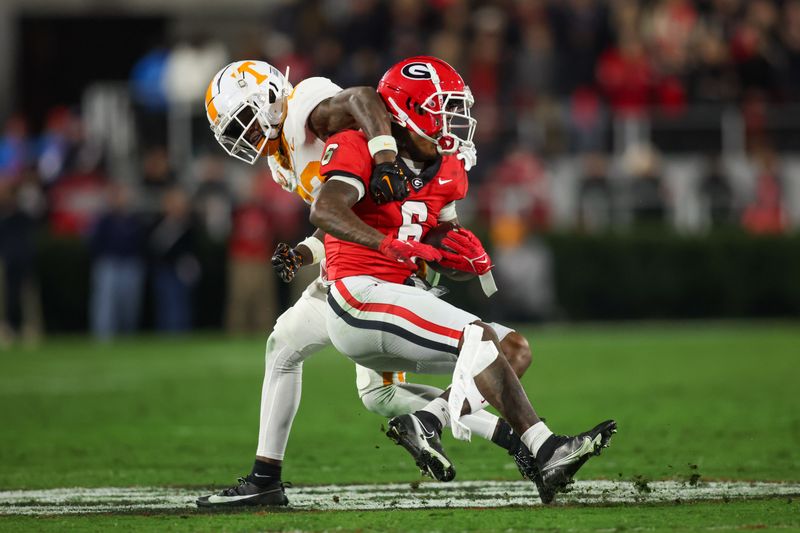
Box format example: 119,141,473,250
399,97,426,121
388,90,442,141
408,97,444,129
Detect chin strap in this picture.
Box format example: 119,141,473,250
387,96,462,155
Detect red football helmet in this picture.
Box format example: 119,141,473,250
377,56,476,154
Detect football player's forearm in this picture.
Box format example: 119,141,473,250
312,88,394,162
341,87,392,139
344,88,394,164
293,245,313,267
310,197,384,250
294,228,326,266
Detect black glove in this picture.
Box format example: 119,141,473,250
369,161,409,204
271,242,303,283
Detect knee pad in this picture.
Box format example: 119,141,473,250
355,365,385,397
265,331,305,374
356,366,403,417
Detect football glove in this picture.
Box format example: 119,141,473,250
378,235,442,271
456,142,477,171
271,242,303,283
369,161,410,204
438,228,492,275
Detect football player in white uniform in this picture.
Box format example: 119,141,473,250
196,60,533,508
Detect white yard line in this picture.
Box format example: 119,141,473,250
0,480,798,515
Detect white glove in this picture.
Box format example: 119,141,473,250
267,154,296,192
456,142,477,171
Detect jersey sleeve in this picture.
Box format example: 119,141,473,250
287,77,342,128
450,158,469,202
454,177,468,202
320,130,372,201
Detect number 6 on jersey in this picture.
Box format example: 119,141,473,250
397,201,428,242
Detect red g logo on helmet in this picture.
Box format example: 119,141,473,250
378,56,476,155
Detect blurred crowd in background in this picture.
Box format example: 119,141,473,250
2,0,800,343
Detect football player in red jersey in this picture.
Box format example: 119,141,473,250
197,60,535,509
311,57,617,504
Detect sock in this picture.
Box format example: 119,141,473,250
414,398,450,431
248,459,281,486
491,419,522,453
414,398,450,435
520,421,554,458
459,410,500,441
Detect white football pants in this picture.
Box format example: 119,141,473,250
257,275,512,460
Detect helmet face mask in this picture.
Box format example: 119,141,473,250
378,57,476,156
215,97,272,165
420,89,476,154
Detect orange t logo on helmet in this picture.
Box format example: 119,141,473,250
234,61,268,85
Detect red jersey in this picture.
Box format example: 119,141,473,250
320,130,468,283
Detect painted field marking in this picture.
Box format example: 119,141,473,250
1,480,798,515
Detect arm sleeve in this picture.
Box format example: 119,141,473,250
438,201,458,222
291,77,343,120
320,130,372,194
326,174,366,201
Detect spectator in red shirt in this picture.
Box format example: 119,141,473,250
742,147,787,234
479,147,551,230
226,173,277,335
596,30,653,117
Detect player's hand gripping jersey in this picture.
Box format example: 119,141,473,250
265,77,342,205
320,130,467,284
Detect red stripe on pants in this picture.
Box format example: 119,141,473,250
334,280,463,340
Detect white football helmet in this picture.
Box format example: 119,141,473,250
204,60,292,164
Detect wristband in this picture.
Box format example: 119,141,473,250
297,235,325,265
367,135,398,157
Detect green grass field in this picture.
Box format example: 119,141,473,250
1,322,799,531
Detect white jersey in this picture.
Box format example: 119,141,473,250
267,77,342,205
264,76,409,394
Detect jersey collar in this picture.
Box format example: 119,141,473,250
397,155,443,192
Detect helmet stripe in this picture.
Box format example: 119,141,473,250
425,62,446,112
205,74,221,123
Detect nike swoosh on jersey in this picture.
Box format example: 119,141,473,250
438,178,453,185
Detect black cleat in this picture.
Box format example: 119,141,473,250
196,477,290,508
386,413,456,482
533,419,617,504
511,442,542,485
